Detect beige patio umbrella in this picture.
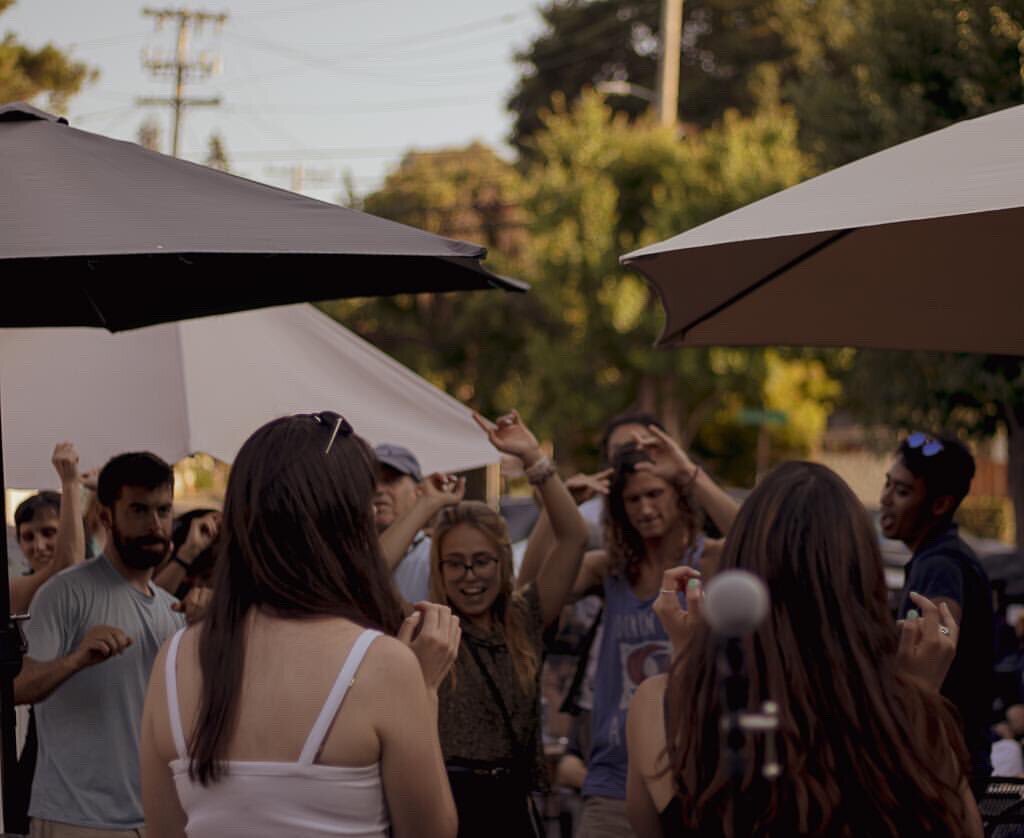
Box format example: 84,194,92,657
621,103,1024,354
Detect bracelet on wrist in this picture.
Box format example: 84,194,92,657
684,465,701,489
525,455,557,486
171,554,193,571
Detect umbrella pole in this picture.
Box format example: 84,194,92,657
0,405,26,834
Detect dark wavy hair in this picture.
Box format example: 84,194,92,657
189,414,404,785
666,461,969,836
604,443,702,583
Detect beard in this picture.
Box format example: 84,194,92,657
111,522,170,570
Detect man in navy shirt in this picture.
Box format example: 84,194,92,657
881,432,994,791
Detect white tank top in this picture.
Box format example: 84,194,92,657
164,627,389,837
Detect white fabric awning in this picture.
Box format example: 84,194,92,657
0,304,496,488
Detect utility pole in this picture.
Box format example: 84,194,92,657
265,164,337,194
655,0,683,127
137,7,227,157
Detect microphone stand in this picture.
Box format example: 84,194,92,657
718,637,781,838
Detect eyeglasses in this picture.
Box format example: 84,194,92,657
440,555,499,581
310,411,354,454
907,432,944,457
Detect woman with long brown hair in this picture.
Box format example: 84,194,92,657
427,410,590,838
626,458,982,837
140,412,461,838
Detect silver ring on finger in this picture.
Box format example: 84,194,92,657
939,626,951,636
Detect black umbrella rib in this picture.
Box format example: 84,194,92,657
676,227,855,342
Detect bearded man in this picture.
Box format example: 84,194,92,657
15,452,184,838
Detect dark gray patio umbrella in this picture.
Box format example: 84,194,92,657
0,101,525,826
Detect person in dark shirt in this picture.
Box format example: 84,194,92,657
881,432,994,791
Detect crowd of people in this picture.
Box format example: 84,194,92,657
3,406,1004,837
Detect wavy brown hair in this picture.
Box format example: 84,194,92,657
428,501,538,692
605,443,703,584
666,461,970,836
190,414,404,785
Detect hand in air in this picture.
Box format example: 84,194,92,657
420,472,466,510
51,441,80,484
897,591,958,692
473,409,543,467
565,469,613,505
632,425,698,485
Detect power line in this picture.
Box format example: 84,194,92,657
182,144,516,161
218,30,515,89
217,10,532,90
234,0,377,21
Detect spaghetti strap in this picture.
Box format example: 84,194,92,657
165,627,189,761
298,630,381,765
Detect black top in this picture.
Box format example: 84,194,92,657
898,524,994,781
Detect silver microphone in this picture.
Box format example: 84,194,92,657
703,570,770,637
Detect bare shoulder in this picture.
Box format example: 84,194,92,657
356,634,422,686
631,672,668,714
584,549,611,577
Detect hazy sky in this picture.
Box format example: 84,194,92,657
5,0,546,201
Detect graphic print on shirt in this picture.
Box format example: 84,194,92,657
617,640,671,710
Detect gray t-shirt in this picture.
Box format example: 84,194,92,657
25,556,184,829
392,532,431,603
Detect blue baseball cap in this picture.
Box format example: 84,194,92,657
374,443,423,482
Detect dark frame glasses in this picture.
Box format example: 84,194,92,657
907,431,944,457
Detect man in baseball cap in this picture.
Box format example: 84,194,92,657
374,443,431,602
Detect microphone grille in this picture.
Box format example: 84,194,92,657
703,570,770,637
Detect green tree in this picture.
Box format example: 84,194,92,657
321,144,538,421
518,91,819,477
783,0,1024,169
0,0,97,107
338,96,828,481
840,352,1024,546
508,0,797,154
508,0,1024,170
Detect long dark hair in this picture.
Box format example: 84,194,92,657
190,414,403,785
666,461,969,836
605,443,702,583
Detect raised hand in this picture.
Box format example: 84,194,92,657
473,409,542,467
565,469,613,505
172,586,212,625
51,441,80,485
80,469,99,492
72,624,132,670
397,602,461,691
420,473,466,510
652,566,704,659
179,512,221,563
632,425,698,485
897,592,958,691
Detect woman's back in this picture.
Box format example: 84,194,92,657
149,614,428,837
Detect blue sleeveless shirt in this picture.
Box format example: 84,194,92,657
582,537,704,800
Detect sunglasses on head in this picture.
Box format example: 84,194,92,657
309,411,354,454
907,432,944,457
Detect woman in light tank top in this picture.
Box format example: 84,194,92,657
140,412,461,838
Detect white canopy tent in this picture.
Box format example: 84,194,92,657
0,303,496,488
